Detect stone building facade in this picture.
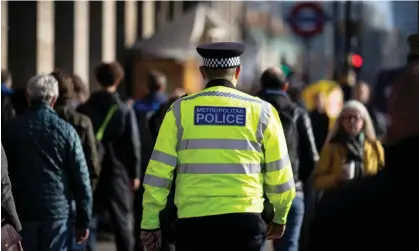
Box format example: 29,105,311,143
1,1,187,91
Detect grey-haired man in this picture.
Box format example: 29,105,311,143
2,74,92,251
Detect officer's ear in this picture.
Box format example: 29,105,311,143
199,66,207,80
234,66,241,80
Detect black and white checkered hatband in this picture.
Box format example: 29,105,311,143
202,57,240,68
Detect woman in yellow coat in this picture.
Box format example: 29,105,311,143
313,100,385,191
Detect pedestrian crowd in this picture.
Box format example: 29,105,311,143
1,34,419,251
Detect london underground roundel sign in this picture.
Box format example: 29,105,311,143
288,2,327,39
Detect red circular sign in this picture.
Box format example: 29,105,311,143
289,3,325,38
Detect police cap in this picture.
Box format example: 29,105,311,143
196,42,245,69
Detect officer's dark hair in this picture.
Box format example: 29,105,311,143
95,62,125,88
260,67,288,90
147,70,167,92
50,68,74,106
1,69,10,83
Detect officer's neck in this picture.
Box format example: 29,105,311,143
205,79,237,89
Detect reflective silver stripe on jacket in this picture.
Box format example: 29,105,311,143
172,98,183,151
265,155,291,172
170,96,271,175
143,174,172,189
178,139,262,152
264,179,295,193
171,98,271,153
256,102,271,143
177,163,262,174
150,150,177,167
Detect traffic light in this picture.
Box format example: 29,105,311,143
351,53,363,69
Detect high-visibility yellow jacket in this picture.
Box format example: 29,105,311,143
141,83,296,230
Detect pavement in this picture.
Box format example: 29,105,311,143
95,233,117,251
95,240,274,251
96,241,115,251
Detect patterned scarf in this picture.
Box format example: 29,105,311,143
332,130,365,178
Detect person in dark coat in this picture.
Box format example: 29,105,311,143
308,40,419,251
257,67,319,251
51,69,100,251
149,88,186,142
51,69,100,190
1,143,21,231
78,62,141,251
131,88,185,251
149,89,186,251
1,144,22,251
133,70,168,115
2,74,92,251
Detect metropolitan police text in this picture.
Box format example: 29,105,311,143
194,106,246,126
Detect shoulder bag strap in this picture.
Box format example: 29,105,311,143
95,104,119,141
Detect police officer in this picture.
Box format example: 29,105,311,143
140,42,296,251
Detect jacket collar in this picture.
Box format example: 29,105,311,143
205,79,235,89
27,102,54,113
262,89,289,98
54,104,70,115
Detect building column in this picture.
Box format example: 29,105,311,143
116,1,125,65
88,1,103,90
157,1,169,30
125,0,137,47
102,0,116,62
115,1,131,98
173,1,183,20
8,1,37,89
142,1,155,39
136,2,143,40
54,1,74,73
2,1,8,69
74,1,90,91
36,1,54,74
115,0,138,61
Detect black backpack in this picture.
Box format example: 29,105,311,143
260,95,299,167
261,100,300,224
275,106,299,176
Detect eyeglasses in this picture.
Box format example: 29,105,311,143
342,114,362,121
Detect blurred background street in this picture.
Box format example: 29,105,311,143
1,1,419,251
2,1,418,99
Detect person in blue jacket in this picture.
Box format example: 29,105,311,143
133,70,168,115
